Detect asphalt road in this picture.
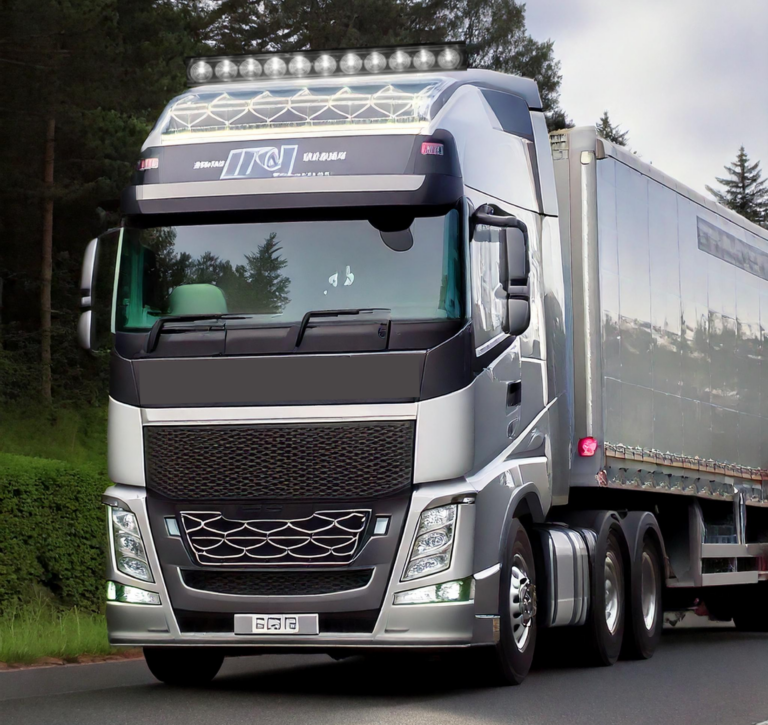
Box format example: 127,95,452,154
2,625,767,725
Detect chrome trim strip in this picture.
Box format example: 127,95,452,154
474,331,509,357
142,402,418,425
474,563,501,580
135,175,425,200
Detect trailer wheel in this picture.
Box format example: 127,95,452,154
144,647,224,686
584,529,625,665
484,518,537,685
623,534,663,659
732,583,768,632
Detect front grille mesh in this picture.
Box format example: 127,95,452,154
181,569,374,596
144,421,415,501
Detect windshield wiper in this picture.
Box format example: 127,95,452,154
145,313,246,353
295,308,391,347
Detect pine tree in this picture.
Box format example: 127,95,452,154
595,111,629,147
205,0,570,130
706,147,768,227
244,234,291,314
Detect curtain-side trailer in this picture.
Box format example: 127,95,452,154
77,45,768,686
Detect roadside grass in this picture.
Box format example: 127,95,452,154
0,597,114,665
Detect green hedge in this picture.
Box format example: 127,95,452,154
0,453,108,614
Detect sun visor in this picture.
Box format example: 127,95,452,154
122,131,462,215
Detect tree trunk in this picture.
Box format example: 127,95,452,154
41,116,55,404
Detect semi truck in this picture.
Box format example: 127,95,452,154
78,43,768,686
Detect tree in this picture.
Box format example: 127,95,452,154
204,0,570,129
595,111,628,147
244,234,291,314
706,147,768,227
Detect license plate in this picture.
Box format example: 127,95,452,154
234,613,319,635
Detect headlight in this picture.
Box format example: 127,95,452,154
394,577,474,605
107,581,161,605
110,507,154,583
402,505,458,581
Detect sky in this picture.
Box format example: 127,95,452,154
524,0,768,196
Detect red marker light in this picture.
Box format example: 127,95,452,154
137,158,159,171
578,437,598,457
421,142,444,156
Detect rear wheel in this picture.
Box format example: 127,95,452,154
732,583,768,632
481,518,537,685
584,530,625,665
144,647,224,686
623,535,663,659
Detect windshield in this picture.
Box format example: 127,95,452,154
115,210,463,332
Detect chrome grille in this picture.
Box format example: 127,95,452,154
181,510,369,566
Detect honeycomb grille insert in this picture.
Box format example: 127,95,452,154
144,421,415,501
181,568,374,596
181,510,369,566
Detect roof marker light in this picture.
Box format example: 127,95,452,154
389,50,411,71
364,51,387,73
264,57,286,78
438,47,461,69
239,58,261,78
340,53,363,74
578,437,599,457
189,60,213,83
185,44,466,85
413,49,435,71
288,56,311,77
215,59,237,81
314,54,337,75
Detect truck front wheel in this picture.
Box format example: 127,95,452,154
485,518,538,685
144,647,224,686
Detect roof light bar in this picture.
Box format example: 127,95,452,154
186,43,466,86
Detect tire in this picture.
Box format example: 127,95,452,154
622,534,663,659
584,529,625,666
732,583,768,632
480,518,537,685
144,647,224,686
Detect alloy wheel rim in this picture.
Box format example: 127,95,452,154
509,554,535,650
641,550,657,630
604,550,621,634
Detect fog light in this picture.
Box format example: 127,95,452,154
107,581,161,605
394,577,474,605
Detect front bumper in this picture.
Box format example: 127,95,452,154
104,482,501,649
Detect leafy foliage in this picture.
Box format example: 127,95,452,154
0,453,108,614
596,111,629,147
706,147,768,227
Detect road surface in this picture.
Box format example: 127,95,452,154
2,624,767,725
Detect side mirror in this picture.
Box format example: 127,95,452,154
501,226,531,336
471,204,531,337
78,230,120,353
78,238,98,351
